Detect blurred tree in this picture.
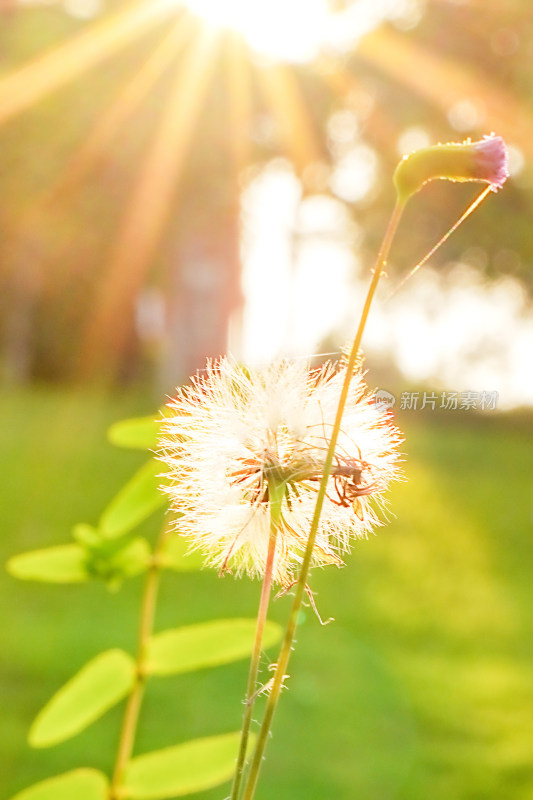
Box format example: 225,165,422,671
0,0,530,385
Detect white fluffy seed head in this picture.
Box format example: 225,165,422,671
158,358,403,585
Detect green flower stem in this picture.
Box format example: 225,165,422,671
241,199,406,800
110,528,166,799
230,479,285,800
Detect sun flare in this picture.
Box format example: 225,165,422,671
179,0,331,62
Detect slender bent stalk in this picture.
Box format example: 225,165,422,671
230,480,285,800
240,200,406,800
110,529,166,799
385,186,492,301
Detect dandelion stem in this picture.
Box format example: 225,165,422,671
110,529,166,799
240,199,406,800
230,480,285,800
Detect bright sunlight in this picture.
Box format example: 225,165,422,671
179,0,330,62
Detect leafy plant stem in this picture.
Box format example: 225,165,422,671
240,199,406,800
229,480,285,800
109,527,166,798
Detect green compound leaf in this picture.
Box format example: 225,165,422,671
100,459,166,538
109,536,152,577
158,534,205,572
85,536,152,589
8,769,108,800
29,650,136,748
145,618,282,676
123,731,251,799
6,544,89,583
108,415,161,450
72,524,102,547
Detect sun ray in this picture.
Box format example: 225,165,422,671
319,59,401,150
45,17,193,203
357,26,533,160
223,32,253,174
257,62,325,174
0,0,177,126
79,24,221,377
219,32,253,355
0,17,193,294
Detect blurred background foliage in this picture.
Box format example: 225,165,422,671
1,1,533,799
0,0,532,388
2,392,532,799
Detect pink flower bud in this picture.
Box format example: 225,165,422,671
394,134,509,203
471,135,509,189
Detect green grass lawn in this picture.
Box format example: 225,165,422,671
1,387,532,800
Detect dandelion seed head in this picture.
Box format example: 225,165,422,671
158,358,403,584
